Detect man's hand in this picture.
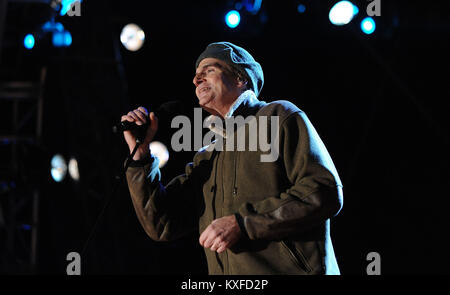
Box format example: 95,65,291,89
121,106,158,160
199,215,242,253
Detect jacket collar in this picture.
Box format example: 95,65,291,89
225,90,265,118
205,90,266,138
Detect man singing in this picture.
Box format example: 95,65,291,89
122,42,343,274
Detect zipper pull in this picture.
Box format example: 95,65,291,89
211,185,216,193
233,187,237,195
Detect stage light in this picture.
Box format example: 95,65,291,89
68,158,80,181
329,1,359,26
24,34,35,49
297,4,306,13
21,224,31,230
42,20,64,33
120,23,145,52
149,141,169,168
41,20,72,48
225,10,240,28
52,31,72,47
361,17,376,34
51,154,67,182
243,0,262,14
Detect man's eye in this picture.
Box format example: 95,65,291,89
207,69,214,73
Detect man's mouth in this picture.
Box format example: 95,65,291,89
198,86,211,94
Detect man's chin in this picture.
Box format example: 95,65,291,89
198,97,211,109
198,102,219,116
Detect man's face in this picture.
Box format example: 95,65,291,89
193,58,242,115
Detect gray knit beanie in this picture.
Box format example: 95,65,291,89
195,42,264,97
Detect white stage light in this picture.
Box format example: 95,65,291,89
149,141,169,168
68,157,80,181
120,23,145,51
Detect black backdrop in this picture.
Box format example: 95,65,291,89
1,0,449,275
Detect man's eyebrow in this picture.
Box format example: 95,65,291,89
197,62,223,73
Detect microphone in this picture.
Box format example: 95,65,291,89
112,120,149,134
112,100,188,135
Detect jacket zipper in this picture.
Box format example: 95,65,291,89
232,152,238,196
210,150,219,220
281,241,312,273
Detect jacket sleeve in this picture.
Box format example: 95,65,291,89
125,156,199,242
236,111,344,241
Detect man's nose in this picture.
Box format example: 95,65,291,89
193,74,204,87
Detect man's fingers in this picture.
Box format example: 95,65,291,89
127,111,139,122
201,232,215,248
200,225,217,249
199,227,210,247
200,224,226,251
207,237,229,253
133,109,147,122
121,115,134,122
138,106,148,115
203,235,216,249
210,239,226,252
127,110,146,125
216,243,228,253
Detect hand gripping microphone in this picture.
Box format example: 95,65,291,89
112,113,150,143
112,101,186,142
112,120,149,134
112,101,185,134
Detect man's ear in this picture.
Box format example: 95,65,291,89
236,77,248,90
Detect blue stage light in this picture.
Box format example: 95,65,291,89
297,4,306,14
329,1,359,26
22,224,31,230
51,154,67,182
52,31,72,47
225,10,240,28
42,20,64,33
243,0,262,14
361,17,376,34
24,34,35,49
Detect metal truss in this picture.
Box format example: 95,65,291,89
0,67,46,274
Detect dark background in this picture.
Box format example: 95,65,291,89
0,0,449,275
